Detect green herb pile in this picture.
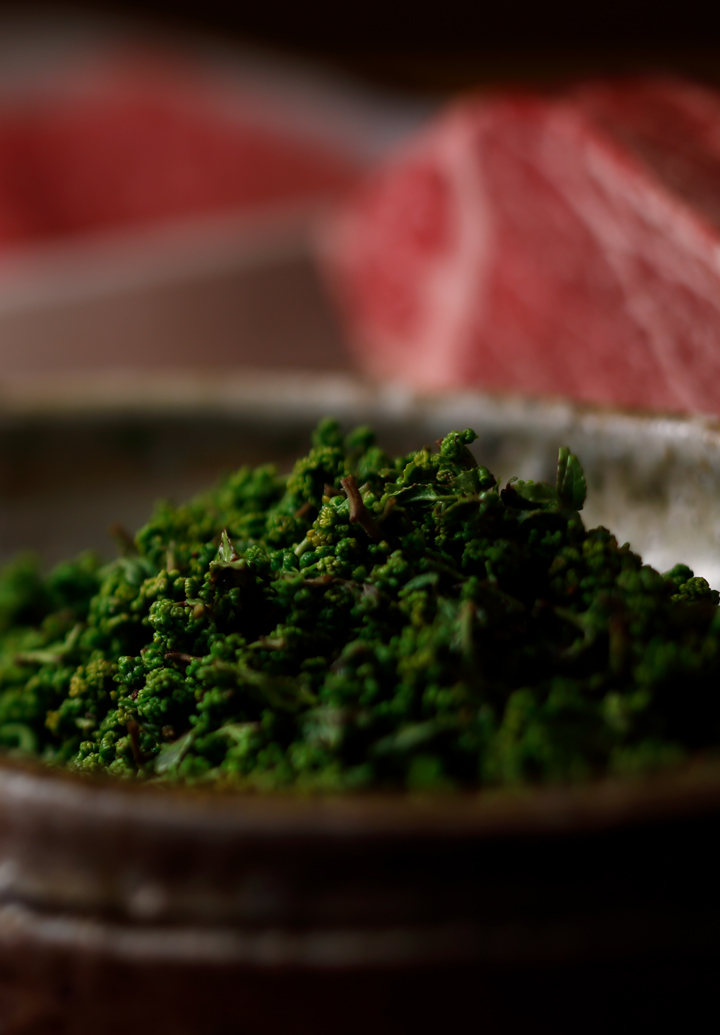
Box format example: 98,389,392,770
1,420,719,790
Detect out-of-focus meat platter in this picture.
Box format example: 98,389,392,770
0,16,429,380
323,76,720,417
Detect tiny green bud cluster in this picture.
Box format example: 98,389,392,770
0,421,718,791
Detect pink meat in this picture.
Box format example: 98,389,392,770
0,51,358,249
323,77,720,415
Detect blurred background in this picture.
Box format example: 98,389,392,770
1,0,720,567
1,0,720,384
29,0,720,92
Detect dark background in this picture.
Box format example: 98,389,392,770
4,1,720,94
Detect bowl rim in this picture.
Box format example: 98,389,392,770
3,754,720,840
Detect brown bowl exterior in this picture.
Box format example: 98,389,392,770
1,760,720,1033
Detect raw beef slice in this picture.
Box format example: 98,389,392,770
0,51,359,249
322,76,720,415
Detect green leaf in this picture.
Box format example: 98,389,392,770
15,623,83,666
517,481,559,505
0,723,38,754
217,529,239,564
388,484,440,504
451,469,480,495
154,729,194,774
556,448,587,510
210,722,261,744
373,720,443,755
399,572,440,596
210,529,252,584
502,479,559,509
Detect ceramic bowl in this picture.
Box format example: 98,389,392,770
1,374,719,1033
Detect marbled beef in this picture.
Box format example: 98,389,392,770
323,77,720,415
